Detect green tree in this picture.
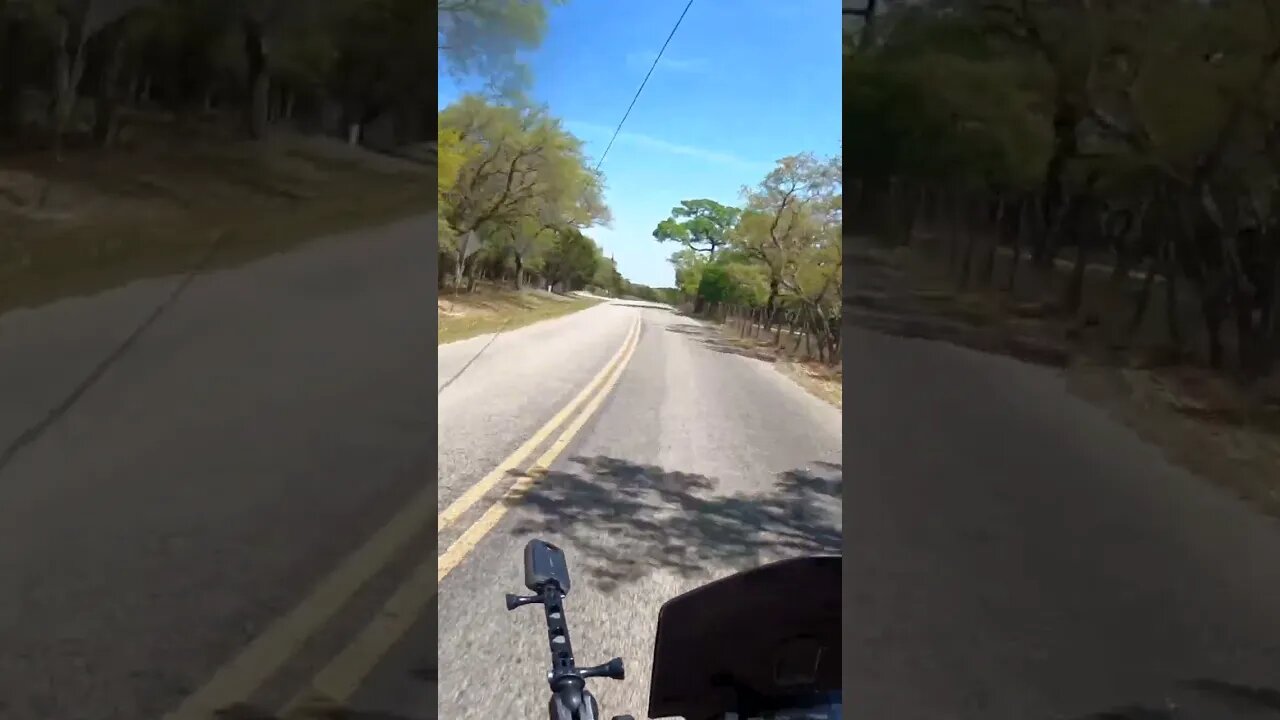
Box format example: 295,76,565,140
735,152,842,317
652,198,741,259
668,247,708,301
544,227,598,291
437,0,563,97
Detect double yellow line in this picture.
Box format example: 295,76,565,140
163,315,643,720
437,315,642,581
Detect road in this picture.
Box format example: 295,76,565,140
0,215,434,720
842,326,1280,719
5,206,1279,720
430,302,843,720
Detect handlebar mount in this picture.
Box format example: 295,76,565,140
505,539,632,720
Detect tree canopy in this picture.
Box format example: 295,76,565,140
0,0,436,150
657,150,844,363
849,0,1280,379
652,198,741,258
437,93,621,293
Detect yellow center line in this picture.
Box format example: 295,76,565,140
438,318,644,583
438,317,639,534
162,314,640,720
275,317,645,716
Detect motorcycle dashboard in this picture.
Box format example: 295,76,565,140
646,556,841,720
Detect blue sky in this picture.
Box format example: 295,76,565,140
440,0,842,288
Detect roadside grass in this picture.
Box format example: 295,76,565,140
438,285,601,345
0,122,431,316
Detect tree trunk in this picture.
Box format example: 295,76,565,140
242,17,269,140
94,24,126,149
947,194,963,270
1235,283,1259,377
981,197,1005,286
1165,243,1183,351
1007,199,1027,293
51,12,89,159
1040,99,1081,245
957,202,979,290
1063,234,1090,317
1203,290,1225,370
1123,247,1155,340
903,183,925,247
513,252,524,289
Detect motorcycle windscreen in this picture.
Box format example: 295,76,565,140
646,555,841,720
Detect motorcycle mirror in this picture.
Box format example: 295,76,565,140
523,538,571,595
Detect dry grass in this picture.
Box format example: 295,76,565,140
438,285,601,345
0,120,430,315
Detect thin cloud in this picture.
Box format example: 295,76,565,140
566,120,769,172
625,50,708,74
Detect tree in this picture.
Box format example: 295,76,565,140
652,198,741,259
735,153,841,317
330,0,433,144
591,254,623,296
437,0,563,97
31,0,156,156
439,93,609,289
849,0,1280,377
544,227,598,291
669,248,709,305
0,0,439,151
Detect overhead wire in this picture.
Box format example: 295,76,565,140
593,0,696,172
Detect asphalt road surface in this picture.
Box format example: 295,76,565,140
0,216,433,720
842,326,1280,719
431,302,843,720
6,208,1280,720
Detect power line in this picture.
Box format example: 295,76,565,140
593,0,695,172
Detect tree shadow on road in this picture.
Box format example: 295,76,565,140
1183,678,1280,713
1059,679,1280,719
609,300,673,310
504,455,842,592
665,321,782,363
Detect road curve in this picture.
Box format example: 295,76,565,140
0,216,433,720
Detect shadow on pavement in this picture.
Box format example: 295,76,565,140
1060,678,1280,718
665,322,780,363
1184,678,1280,712
504,455,842,592
609,300,673,310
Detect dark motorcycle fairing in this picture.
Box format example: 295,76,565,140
647,555,841,720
